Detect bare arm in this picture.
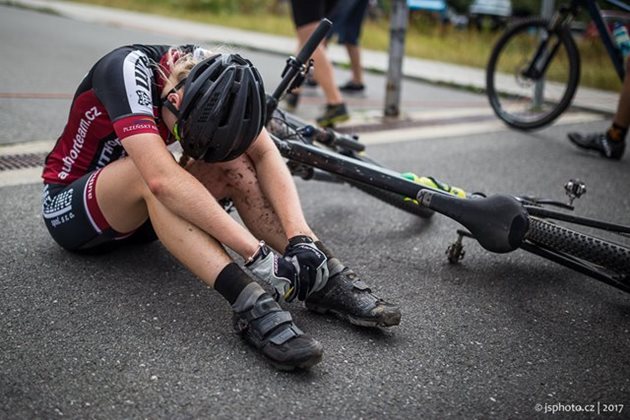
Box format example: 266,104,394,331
246,128,316,240
122,133,260,259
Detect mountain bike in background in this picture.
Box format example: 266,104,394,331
266,19,630,294
486,0,630,130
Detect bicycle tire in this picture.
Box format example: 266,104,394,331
526,217,630,275
486,18,581,130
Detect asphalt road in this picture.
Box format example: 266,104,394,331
1,4,630,420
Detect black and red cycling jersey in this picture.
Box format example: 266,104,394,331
42,44,201,185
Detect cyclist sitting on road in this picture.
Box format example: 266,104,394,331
41,44,400,370
567,60,628,160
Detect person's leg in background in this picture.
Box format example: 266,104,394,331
336,0,370,93
288,0,350,127
567,58,629,160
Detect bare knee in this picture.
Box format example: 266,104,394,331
95,157,151,232
122,159,154,200
220,155,257,192
186,156,257,199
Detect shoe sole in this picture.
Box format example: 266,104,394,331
239,333,324,371
306,303,401,328
317,114,350,128
569,140,623,159
270,352,323,371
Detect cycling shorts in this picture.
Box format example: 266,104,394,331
290,0,339,28
42,169,157,253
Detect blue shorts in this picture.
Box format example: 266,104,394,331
329,0,369,46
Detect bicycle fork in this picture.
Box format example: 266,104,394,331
523,9,575,80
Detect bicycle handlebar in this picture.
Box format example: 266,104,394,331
296,19,332,64
283,112,365,152
312,128,365,152
269,19,332,107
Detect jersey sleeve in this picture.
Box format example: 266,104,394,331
92,47,160,140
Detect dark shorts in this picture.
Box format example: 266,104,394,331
290,0,340,28
42,169,157,254
329,0,369,46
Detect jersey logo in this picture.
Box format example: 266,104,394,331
123,51,154,115
58,106,102,181
134,55,150,91
136,90,151,107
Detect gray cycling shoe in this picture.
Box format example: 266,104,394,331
305,258,401,328
568,131,625,160
232,283,323,370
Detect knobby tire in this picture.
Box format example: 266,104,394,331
526,217,630,276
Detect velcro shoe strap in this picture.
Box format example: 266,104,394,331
231,283,266,313
352,279,371,292
243,295,282,322
252,310,293,338
268,325,303,345
327,258,345,277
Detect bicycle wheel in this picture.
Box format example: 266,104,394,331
486,18,581,130
526,217,630,275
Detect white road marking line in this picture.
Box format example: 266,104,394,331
0,167,43,188
0,112,606,187
0,140,55,155
359,112,605,145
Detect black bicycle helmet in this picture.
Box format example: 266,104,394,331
168,53,266,162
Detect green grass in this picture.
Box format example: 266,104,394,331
0,0,61,15
64,0,620,91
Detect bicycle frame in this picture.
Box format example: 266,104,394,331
267,19,630,293
537,0,630,81
582,0,630,80
485,0,630,129
271,127,630,290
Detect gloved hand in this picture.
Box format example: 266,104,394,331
283,236,329,301
245,242,298,301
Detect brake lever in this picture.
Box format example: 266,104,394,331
287,58,313,93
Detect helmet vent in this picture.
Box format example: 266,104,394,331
218,93,235,127
243,88,252,120
209,68,222,82
198,92,220,122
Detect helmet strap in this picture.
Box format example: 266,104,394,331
161,79,186,142
160,77,187,118
172,121,182,142
163,99,180,119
